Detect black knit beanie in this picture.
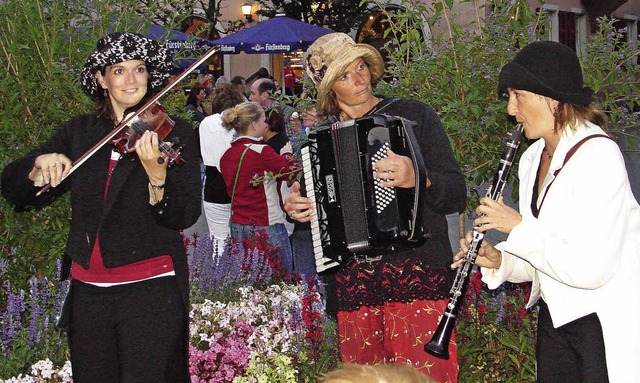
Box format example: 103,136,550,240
498,41,593,105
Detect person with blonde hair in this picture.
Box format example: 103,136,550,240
219,101,300,275
320,363,435,383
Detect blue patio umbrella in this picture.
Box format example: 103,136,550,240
145,24,213,70
211,15,333,92
210,15,334,54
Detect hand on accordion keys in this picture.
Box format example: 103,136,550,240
373,149,422,188
283,181,314,222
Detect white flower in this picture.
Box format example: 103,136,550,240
31,359,54,379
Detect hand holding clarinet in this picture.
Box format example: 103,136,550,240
453,195,522,269
424,124,523,359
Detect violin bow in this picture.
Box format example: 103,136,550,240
37,44,220,196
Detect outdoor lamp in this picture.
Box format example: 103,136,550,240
241,3,253,22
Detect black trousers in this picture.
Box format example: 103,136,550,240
68,277,189,383
536,300,609,383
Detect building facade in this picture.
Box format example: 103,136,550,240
185,0,640,86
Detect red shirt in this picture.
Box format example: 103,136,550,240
71,155,174,283
284,67,295,88
220,136,299,226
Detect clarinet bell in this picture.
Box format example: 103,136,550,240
424,311,455,359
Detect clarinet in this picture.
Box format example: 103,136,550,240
424,124,524,359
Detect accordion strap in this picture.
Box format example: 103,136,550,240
398,119,428,243
369,97,399,114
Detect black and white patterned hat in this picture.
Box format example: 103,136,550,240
81,32,174,99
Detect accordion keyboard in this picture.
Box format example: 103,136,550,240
300,145,340,273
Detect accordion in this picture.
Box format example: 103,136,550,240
299,114,427,273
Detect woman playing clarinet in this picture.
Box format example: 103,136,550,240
456,41,640,382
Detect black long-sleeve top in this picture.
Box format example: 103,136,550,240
336,97,467,311
1,113,202,310
383,98,467,266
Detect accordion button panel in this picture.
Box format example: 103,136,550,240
372,142,396,214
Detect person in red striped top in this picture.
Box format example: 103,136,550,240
219,101,300,275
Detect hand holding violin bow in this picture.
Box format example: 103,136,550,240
29,153,72,188
34,43,220,196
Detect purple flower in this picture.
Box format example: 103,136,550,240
1,281,27,354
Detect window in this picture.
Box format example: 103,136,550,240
611,17,638,65
558,11,577,51
538,6,585,53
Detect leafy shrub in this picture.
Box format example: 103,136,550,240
457,271,537,382
373,0,639,208
0,262,69,379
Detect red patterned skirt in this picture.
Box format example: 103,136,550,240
335,256,458,383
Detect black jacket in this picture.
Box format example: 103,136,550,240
1,113,202,309
379,98,467,268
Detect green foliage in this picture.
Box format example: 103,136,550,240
256,0,376,33
371,0,545,210
457,272,537,382
194,0,250,37
0,276,70,379
581,17,640,133
371,0,640,211
234,352,298,383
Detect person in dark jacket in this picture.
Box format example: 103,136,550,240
1,32,201,382
263,108,290,154
185,83,208,124
284,33,466,382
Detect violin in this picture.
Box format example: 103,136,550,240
36,44,220,196
111,101,184,166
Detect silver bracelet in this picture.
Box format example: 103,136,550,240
149,182,165,191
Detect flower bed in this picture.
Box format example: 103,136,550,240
456,270,537,382
0,233,340,383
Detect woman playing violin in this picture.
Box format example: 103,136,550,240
1,32,201,382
